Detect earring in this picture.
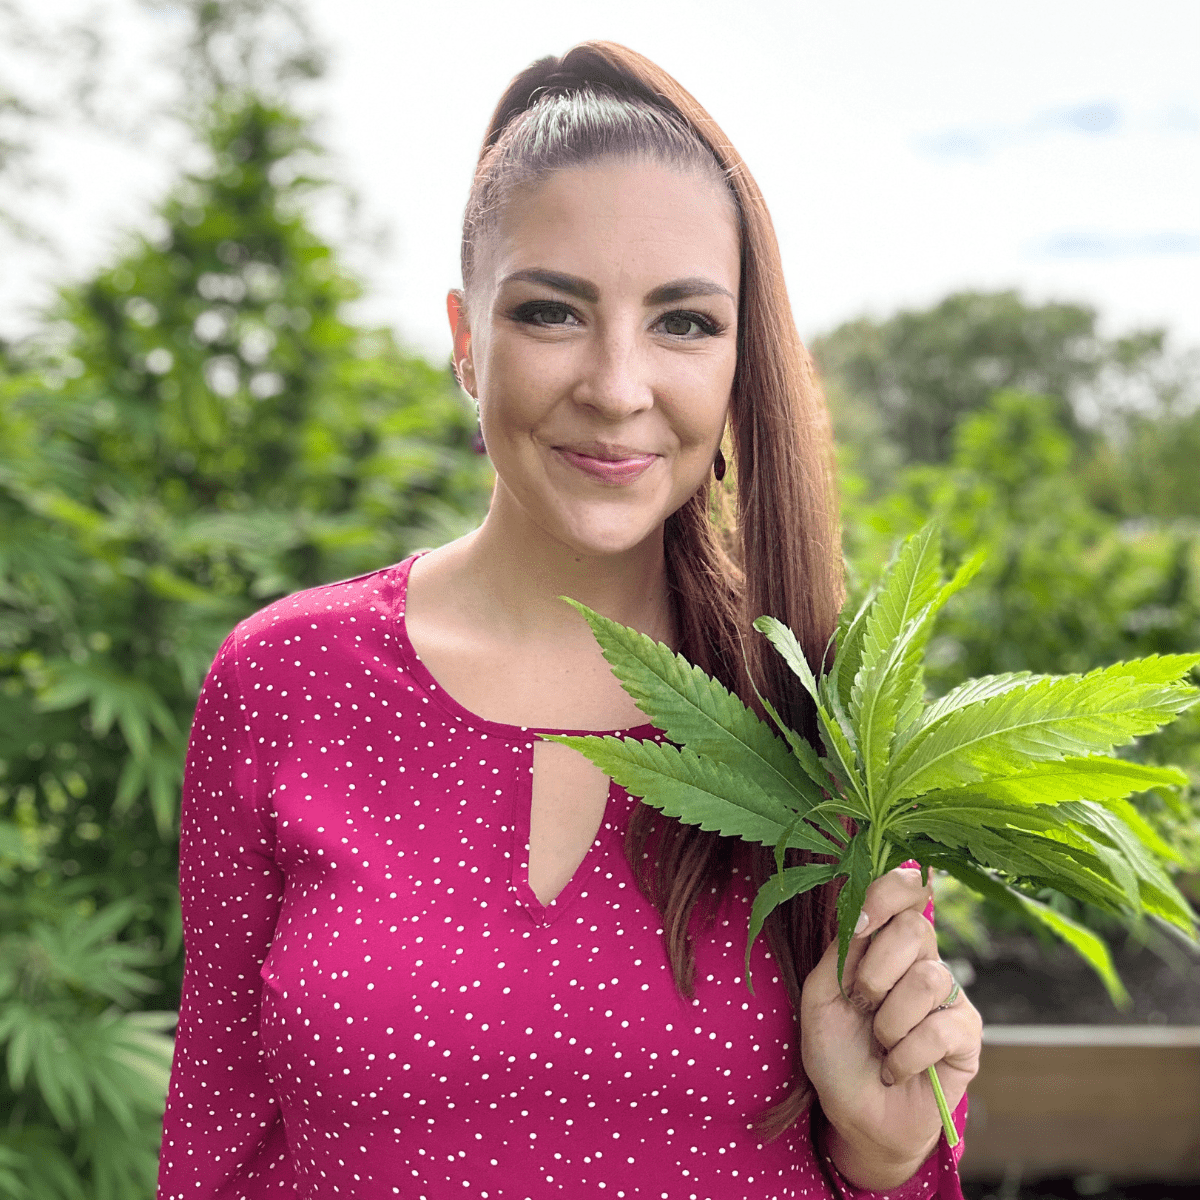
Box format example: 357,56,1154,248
472,399,486,455
713,448,726,482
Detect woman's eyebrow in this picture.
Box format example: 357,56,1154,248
645,277,736,306
499,268,599,302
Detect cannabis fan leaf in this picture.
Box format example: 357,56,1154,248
545,524,1200,1147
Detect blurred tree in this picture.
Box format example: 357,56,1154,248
844,390,1200,682
0,3,490,1190
811,290,1186,483
1088,405,1200,521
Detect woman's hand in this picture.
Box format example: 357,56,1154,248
800,867,982,1191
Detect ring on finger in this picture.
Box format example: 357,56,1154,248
934,967,961,1013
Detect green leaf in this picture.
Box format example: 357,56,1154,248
894,672,1035,758
4,1011,36,1090
754,616,867,806
1102,653,1200,685
34,661,179,757
115,742,183,835
835,835,872,988
745,864,838,992
849,541,988,807
742,657,833,796
850,526,943,767
933,860,1131,1007
849,532,985,781
853,609,947,808
1102,796,1186,864
893,551,985,738
568,519,1199,1022
742,665,845,844
114,753,147,814
815,705,866,810
545,735,836,854
1055,800,1174,883
1055,802,1196,932
753,615,821,707
818,663,860,769
856,527,944,677
912,756,1189,810
562,599,826,812
851,634,906,807
0,1129,89,1200
894,782,1195,934
894,808,1133,913
35,1028,94,1129
887,660,1200,801
1015,890,1134,1008
828,588,875,719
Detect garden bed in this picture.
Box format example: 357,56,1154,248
958,932,1200,1194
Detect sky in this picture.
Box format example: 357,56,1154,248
3,0,1198,364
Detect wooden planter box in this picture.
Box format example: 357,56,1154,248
960,1026,1200,1182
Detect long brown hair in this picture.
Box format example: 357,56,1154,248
462,42,845,1135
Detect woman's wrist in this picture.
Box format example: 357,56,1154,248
823,1117,939,1192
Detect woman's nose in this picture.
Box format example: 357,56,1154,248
571,326,653,419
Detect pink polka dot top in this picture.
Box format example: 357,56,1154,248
157,555,966,1199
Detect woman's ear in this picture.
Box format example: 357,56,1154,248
446,290,476,397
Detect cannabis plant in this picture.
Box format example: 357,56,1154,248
0,891,175,1199
549,525,1199,1144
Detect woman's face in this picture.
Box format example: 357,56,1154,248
452,157,740,560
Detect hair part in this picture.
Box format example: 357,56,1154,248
464,42,845,1138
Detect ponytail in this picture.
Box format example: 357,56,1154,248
462,43,844,1134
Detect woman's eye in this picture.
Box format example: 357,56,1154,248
658,311,717,338
514,302,575,327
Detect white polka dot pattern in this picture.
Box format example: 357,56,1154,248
157,556,966,1198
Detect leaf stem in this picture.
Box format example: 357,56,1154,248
868,823,887,879
926,1064,959,1148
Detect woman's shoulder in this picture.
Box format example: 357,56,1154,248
228,556,418,654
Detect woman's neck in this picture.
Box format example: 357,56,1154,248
416,502,676,653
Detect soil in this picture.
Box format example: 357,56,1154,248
958,931,1200,1026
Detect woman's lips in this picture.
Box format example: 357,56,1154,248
556,448,658,484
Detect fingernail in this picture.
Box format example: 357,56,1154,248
854,911,870,936
880,1066,895,1087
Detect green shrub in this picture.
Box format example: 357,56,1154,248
0,92,490,1196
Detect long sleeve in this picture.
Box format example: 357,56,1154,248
157,630,296,1198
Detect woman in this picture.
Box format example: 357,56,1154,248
158,43,981,1200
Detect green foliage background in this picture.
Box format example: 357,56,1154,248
0,85,490,1200
0,4,1197,1194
